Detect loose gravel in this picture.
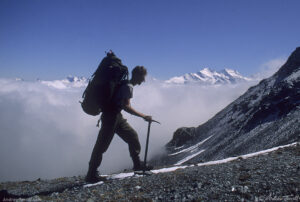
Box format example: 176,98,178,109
1,143,299,201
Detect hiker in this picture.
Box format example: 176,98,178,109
85,65,153,183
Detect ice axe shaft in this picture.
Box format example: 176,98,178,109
143,119,160,174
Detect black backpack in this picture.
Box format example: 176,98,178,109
81,51,129,116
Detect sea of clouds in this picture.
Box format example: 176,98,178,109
0,60,284,182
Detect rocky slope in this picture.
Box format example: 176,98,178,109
1,143,299,201
158,47,300,166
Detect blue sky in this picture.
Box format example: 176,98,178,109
1,0,300,80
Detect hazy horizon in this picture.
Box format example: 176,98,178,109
0,62,283,182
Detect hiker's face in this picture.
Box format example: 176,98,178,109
133,73,146,85
137,74,146,85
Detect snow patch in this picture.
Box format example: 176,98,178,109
175,150,205,165
152,166,189,174
169,135,212,156
110,172,135,179
197,142,298,166
284,68,300,84
84,181,104,188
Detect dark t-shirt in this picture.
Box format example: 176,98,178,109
113,83,133,110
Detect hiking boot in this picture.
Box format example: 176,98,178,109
85,171,107,183
133,161,154,171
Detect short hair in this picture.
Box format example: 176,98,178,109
132,66,147,77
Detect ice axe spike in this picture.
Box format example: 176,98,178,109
143,119,160,175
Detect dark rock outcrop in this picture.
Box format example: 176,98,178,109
166,127,197,147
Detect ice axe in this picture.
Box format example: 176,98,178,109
143,119,161,174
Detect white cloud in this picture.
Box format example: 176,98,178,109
0,77,258,182
254,57,286,80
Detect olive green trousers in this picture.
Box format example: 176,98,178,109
88,112,141,172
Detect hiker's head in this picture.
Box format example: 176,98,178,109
131,66,147,85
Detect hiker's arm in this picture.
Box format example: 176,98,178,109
123,99,152,121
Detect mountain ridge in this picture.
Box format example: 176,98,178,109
156,47,300,166
165,68,252,85
9,67,252,89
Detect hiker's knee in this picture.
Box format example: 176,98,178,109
100,143,111,153
92,140,109,154
129,130,140,148
94,134,114,154
130,133,141,154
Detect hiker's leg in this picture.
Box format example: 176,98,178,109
88,112,118,172
115,114,141,167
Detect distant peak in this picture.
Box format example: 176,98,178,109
39,76,88,89
199,68,215,74
222,68,237,73
66,75,76,82
201,67,213,71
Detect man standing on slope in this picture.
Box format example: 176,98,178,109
86,65,153,183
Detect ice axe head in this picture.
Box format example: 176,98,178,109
149,119,161,124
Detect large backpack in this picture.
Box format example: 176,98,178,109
81,51,129,116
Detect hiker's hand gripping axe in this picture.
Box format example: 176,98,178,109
143,119,161,174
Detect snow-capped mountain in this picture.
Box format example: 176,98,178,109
39,76,88,89
165,68,252,85
35,68,252,90
154,47,300,166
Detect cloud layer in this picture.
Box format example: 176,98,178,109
0,76,261,182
